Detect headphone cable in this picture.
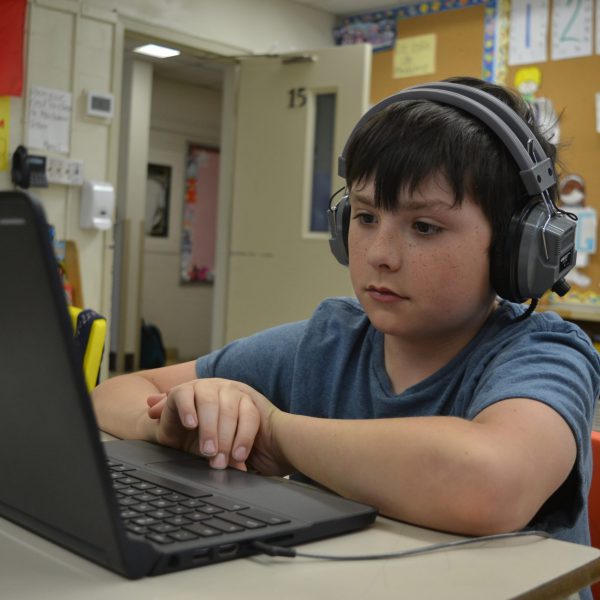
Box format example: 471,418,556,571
251,529,550,561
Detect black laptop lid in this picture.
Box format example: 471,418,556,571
0,191,147,576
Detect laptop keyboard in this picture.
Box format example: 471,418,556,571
108,459,290,545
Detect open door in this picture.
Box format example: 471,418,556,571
224,43,371,342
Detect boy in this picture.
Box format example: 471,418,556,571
93,77,600,554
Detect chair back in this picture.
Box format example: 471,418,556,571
68,306,106,392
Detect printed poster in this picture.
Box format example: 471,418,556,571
508,0,549,65
393,34,437,79
551,0,593,60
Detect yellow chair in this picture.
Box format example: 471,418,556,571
68,306,107,392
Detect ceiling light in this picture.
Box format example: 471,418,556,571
133,44,181,59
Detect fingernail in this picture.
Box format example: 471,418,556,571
184,414,196,428
203,440,216,456
232,446,247,462
211,453,228,469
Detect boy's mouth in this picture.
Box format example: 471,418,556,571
366,286,407,301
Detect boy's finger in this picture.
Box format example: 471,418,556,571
231,396,260,463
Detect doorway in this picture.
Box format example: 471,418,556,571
111,34,231,372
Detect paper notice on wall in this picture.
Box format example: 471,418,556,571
27,86,72,154
551,0,593,60
393,34,436,79
0,96,9,171
596,92,600,133
508,0,549,65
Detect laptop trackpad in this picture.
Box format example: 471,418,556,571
145,458,270,491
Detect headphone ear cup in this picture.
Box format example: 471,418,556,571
490,206,524,302
492,199,577,302
328,194,351,266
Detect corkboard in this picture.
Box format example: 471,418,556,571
506,57,600,304
370,5,486,104
368,4,600,313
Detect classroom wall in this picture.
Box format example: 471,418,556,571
1,0,335,367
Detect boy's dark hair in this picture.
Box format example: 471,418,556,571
343,76,559,264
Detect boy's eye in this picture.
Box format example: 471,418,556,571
354,212,376,225
413,221,441,235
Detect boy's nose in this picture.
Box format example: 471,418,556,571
367,229,403,271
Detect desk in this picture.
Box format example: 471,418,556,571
1,505,600,599
2,436,599,600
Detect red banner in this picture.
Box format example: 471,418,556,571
0,0,27,96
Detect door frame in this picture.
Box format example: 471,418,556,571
110,20,241,369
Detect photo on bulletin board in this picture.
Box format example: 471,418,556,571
180,143,220,284
146,163,171,238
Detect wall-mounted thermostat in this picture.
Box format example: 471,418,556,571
86,91,114,119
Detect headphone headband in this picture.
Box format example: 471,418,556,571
338,84,556,197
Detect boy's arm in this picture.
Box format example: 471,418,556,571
91,361,199,440
270,397,577,536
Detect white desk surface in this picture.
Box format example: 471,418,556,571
1,510,600,600
2,433,599,599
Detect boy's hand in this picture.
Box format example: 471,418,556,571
146,378,290,475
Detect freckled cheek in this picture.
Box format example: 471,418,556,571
411,246,490,298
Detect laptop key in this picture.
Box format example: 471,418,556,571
187,511,210,522
180,498,205,508
204,496,248,511
134,493,156,503
131,503,155,513
149,509,172,519
149,523,179,534
146,533,173,544
117,497,138,507
128,470,213,499
167,505,195,515
132,481,155,490
198,505,222,515
166,516,192,527
150,499,176,509
218,512,266,529
120,510,139,519
238,508,291,525
115,476,138,485
184,523,222,537
147,487,171,497
132,516,160,526
202,518,244,533
110,465,135,473
169,530,199,542
164,493,186,503
126,524,149,535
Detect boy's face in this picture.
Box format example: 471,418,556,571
347,175,497,344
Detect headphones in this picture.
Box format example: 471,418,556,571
327,81,577,303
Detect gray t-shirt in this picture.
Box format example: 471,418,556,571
196,297,600,548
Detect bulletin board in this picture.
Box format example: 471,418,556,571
506,55,600,313
370,3,488,103
338,0,600,320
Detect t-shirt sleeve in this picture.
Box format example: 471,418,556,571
467,323,600,533
194,320,306,411
468,326,598,430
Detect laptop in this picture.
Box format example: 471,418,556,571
0,190,377,578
